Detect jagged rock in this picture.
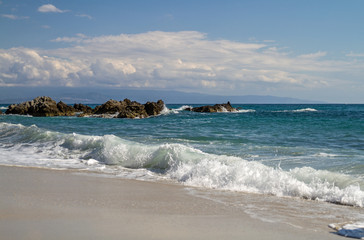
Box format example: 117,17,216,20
5,96,78,117
117,104,148,119
144,100,165,116
94,98,165,119
57,101,76,116
74,103,93,113
93,99,126,114
74,103,93,117
122,98,132,105
6,96,59,116
5,96,166,119
189,102,237,113
117,99,164,118
0,109,2,114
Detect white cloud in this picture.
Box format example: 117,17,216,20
1,14,29,20
0,31,363,95
38,4,67,13
76,14,92,20
346,52,364,57
52,33,88,43
298,51,327,59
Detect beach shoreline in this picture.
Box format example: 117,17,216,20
0,165,343,240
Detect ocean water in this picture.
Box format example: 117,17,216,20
1,104,364,211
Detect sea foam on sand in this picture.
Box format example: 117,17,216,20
0,165,347,240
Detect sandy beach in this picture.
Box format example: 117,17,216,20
0,165,344,240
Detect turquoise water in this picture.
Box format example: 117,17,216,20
1,104,364,206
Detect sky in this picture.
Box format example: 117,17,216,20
1,0,364,103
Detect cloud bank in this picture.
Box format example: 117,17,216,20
0,31,363,95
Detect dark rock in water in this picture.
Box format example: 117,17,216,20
122,98,132,105
0,109,2,114
117,104,148,119
6,96,77,117
57,101,76,116
117,99,165,118
6,96,59,116
190,102,237,113
94,98,165,119
5,96,166,119
144,100,165,116
74,103,93,114
93,99,125,114
74,103,93,117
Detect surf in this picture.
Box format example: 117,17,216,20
0,122,363,207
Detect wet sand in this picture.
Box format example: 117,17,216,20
0,165,343,240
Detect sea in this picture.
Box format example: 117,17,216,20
1,103,364,231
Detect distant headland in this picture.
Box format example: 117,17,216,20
0,87,325,104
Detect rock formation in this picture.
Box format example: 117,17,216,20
6,96,76,117
5,96,166,119
57,101,76,116
117,104,148,119
144,100,165,116
94,98,165,119
188,102,237,113
93,99,125,115
73,103,93,114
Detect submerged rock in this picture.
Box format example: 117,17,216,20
189,102,237,113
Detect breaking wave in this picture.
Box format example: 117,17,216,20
292,108,318,112
273,108,318,113
0,122,363,207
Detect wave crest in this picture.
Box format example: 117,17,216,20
0,122,363,207
293,108,318,112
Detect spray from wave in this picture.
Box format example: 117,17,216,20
0,122,363,207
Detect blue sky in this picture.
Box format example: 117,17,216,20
1,0,364,102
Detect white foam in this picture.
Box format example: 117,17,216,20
1,122,363,207
160,105,171,114
237,109,256,113
167,105,193,114
315,152,338,157
273,108,318,113
292,108,318,112
176,105,193,111
81,159,99,165
219,106,228,112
